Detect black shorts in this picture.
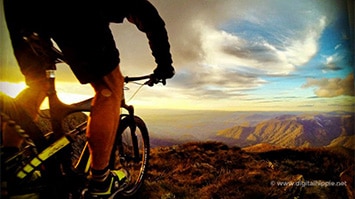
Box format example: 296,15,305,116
4,0,120,84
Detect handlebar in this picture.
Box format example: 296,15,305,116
124,74,166,86
124,75,151,83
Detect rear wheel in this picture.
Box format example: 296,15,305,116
110,114,150,197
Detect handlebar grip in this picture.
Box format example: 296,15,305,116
124,74,152,83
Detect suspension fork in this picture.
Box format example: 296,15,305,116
120,97,140,160
115,91,141,161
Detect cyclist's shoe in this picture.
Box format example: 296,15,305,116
83,169,130,199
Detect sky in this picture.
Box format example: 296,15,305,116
0,0,354,112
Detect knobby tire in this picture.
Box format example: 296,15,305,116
110,114,150,197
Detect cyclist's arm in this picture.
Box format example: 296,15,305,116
125,0,173,68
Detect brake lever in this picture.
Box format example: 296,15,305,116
145,75,166,87
146,79,155,87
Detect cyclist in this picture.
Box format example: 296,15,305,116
3,0,175,198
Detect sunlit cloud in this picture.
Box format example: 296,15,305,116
151,0,331,100
302,73,354,97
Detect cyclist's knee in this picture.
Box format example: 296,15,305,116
91,66,123,99
100,88,113,97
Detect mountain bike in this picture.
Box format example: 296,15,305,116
0,34,157,199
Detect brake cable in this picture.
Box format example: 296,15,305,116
125,81,146,103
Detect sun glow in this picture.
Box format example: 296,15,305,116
0,82,27,97
0,81,94,109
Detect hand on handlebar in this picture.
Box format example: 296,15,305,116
146,74,166,86
148,65,175,86
125,65,175,86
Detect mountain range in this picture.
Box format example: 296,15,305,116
213,113,354,149
141,110,354,150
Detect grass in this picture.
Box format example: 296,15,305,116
131,141,353,199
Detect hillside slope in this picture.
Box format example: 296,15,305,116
132,142,354,199
215,114,354,149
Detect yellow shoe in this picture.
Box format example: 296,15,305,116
85,169,130,199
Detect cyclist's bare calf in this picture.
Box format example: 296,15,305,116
87,65,124,172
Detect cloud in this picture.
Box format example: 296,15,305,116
169,68,265,99
154,1,328,72
302,73,354,97
322,53,344,72
157,0,335,101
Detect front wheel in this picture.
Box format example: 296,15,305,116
110,115,150,197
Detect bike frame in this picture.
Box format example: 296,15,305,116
16,63,150,180
46,68,92,139
4,33,153,198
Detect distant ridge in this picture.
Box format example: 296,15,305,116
328,135,355,150
214,113,354,149
242,143,282,152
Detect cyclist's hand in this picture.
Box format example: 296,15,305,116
149,65,175,86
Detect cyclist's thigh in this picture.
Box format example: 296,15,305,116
49,4,120,84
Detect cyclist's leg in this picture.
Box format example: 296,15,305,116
0,76,50,151
85,65,130,197
15,80,49,121
87,65,124,172
7,35,51,121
